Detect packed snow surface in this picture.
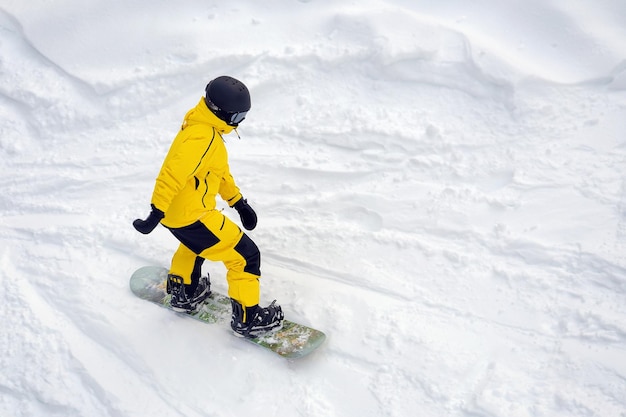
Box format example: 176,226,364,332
1,1,626,416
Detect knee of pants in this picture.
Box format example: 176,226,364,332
233,234,261,276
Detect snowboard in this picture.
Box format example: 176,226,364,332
130,266,326,359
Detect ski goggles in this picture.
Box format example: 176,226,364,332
205,96,248,127
228,110,248,126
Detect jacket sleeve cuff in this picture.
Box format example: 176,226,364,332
227,194,243,207
150,204,165,219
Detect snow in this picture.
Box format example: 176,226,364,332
1,0,626,416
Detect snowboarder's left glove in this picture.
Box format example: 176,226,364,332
133,205,165,234
233,198,257,231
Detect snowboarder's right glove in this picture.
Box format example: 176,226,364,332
232,198,257,231
133,205,164,234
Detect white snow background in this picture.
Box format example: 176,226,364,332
1,1,626,416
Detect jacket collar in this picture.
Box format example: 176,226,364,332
185,97,234,135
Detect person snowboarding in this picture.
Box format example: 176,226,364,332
133,75,284,338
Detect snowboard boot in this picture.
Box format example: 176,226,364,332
167,274,211,313
230,299,284,338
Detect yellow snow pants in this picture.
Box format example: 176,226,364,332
166,210,260,308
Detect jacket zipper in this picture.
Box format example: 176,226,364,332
202,176,209,208
194,128,216,209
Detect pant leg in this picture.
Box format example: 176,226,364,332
169,243,204,293
196,215,261,308
168,210,262,308
200,233,261,308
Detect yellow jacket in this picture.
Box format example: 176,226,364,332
151,98,242,228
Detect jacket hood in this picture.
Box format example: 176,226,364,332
184,97,234,135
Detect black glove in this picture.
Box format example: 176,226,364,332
233,198,257,231
133,204,165,234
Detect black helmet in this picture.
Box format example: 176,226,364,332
204,76,251,126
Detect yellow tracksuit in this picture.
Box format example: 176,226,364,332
150,97,260,308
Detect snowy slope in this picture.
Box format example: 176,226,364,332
1,1,626,416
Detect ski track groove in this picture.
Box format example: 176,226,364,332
264,252,414,303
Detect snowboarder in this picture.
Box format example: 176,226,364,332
133,75,284,338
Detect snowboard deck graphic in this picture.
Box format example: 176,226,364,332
130,266,326,359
